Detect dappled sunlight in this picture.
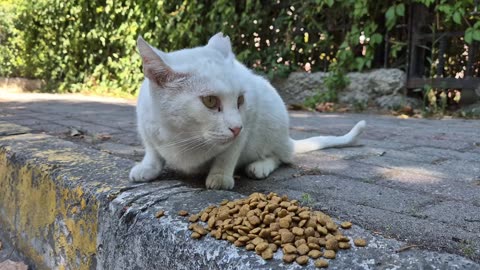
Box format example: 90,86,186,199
376,166,444,184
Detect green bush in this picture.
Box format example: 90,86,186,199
0,0,478,95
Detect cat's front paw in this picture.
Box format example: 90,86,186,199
205,174,235,190
129,163,162,182
245,160,276,179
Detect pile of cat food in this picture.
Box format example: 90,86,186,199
181,192,367,268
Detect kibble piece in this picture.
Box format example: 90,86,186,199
207,216,215,229
308,243,321,250
307,236,319,244
245,243,255,251
297,244,310,255
292,227,304,236
304,227,315,237
178,210,189,216
234,240,245,247
314,259,329,268
248,215,261,226
295,239,307,248
255,242,269,253
283,244,297,254
341,221,352,229
308,249,323,259
318,238,326,247
227,235,236,243
155,210,165,218
323,250,336,259
335,235,349,242
339,242,351,249
188,214,199,222
316,225,328,236
263,214,275,224
191,232,201,239
325,238,339,251
200,212,209,222
270,222,280,231
298,211,311,219
268,243,278,252
298,219,307,227
279,218,290,228
296,255,309,265
281,231,295,244
283,254,297,263
251,237,264,246
354,238,367,247
326,221,337,232
261,248,274,260
192,224,208,235
238,236,250,242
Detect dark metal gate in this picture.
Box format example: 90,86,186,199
406,3,480,100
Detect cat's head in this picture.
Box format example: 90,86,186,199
137,33,248,146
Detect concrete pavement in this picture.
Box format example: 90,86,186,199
0,91,479,269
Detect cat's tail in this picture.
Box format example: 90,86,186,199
291,120,366,154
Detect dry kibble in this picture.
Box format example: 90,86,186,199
297,244,310,255
335,235,350,242
261,248,274,260
183,192,369,264
238,236,250,242
200,212,209,222
308,249,323,259
281,231,295,244
283,244,297,254
308,243,321,250
178,210,189,216
255,242,269,253
283,254,297,263
323,250,336,259
298,211,311,219
295,239,307,248
354,238,368,247
339,242,351,249
341,221,352,229
191,224,207,235
268,243,278,252
325,238,339,251
292,227,304,236
314,259,329,268
279,218,291,228
191,232,201,239
251,237,264,246
234,240,245,247
188,214,199,222
296,255,309,265
318,238,326,247
304,227,315,237
155,210,165,218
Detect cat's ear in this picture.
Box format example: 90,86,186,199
207,32,233,58
137,36,183,87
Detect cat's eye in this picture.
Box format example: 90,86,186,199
201,95,220,110
237,95,245,108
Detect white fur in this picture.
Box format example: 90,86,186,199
130,33,366,189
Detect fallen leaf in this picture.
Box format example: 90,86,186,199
0,260,28,270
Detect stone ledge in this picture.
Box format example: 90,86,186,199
0,121,478,269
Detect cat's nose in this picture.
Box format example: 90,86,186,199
229,126,242,137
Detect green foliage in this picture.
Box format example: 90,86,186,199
0,0,478,96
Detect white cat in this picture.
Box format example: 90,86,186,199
129,33,366,190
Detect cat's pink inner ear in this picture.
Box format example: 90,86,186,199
137,36,182,87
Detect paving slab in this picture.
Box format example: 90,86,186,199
1,91,480,269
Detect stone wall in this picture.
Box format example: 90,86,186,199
273,69,421,109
